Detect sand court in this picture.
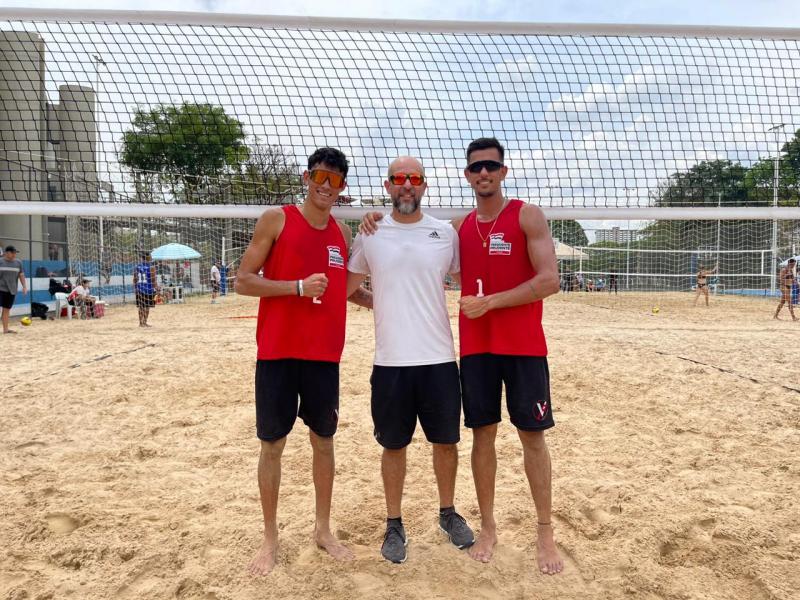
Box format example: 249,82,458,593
1,292,798,599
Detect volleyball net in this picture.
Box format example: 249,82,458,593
1,9,800,310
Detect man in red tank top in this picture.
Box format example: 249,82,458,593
453,138,563,574
235,148,372,576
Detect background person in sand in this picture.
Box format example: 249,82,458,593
693,264,717,307
347,156,474,564
0,245,27,334
774,258,797,321
210,260,222,304
236,147,372,577
453,137,563,574
133,252,158,327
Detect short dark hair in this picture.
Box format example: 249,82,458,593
140,252,150,261
308,147,349,177
466,137,505,163
789,258,797,264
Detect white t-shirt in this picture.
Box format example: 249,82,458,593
71,285,91,300
210,265,221,283
348,213,460,366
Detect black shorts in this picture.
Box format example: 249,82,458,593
0,291,15,310
211,281,220,292
135,290,156,308
370,361,461,449
255,359,339,441
460,354,554,431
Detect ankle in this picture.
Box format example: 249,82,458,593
314,523,331,535
479,520,497,532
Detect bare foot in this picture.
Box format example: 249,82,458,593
248,536,278,576
468,527,497,563
314,528,354,561
536,523,563,575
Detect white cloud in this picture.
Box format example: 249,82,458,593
4,2,800,210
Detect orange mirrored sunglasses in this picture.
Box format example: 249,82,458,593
388,172,425,186
308,169,346,188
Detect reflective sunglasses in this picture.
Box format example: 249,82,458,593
466,160,504,174
308,169,346,188
388,172,425,186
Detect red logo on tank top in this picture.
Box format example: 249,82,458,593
327,246,344,269
488,233,512,255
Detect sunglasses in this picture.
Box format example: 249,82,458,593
388,172,425,186
308,169,346,188
466,160,504,174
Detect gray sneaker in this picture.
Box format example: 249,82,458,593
381,522,408,563
439,509,475,549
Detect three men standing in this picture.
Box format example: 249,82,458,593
239,140,562,575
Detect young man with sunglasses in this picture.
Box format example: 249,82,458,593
453,137,562,574
347,156,474,564
236,147,372,576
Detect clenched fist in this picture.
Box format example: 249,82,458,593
302,273,328,298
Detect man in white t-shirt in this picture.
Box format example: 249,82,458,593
210,261,221,303
346,156,474,564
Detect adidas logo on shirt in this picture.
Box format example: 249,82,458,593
428,231,440,239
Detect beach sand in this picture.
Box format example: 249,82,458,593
1,292,798,599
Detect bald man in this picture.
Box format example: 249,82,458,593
347,156,474,564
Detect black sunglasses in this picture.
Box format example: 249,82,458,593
466,160,504,174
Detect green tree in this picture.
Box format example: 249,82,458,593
230,141,302,204
583,241,627,275
549,219,588,247
653,159,749,207
746,129,800,205
644,158,773,283
120,102,249,203
646,158,767,250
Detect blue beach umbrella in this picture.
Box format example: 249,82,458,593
151,243,202,260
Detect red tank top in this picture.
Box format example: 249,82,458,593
458,199,548,358
256,205,347,362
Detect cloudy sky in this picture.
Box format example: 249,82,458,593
3,0,800,235
3,0,800,28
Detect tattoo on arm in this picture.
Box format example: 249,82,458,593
348,286,373,309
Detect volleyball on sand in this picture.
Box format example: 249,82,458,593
20,316,32,326
652,307,660,314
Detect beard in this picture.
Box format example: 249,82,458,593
475,180,498,198
393,194,420,215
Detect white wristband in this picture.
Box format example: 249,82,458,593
298,279,304,297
